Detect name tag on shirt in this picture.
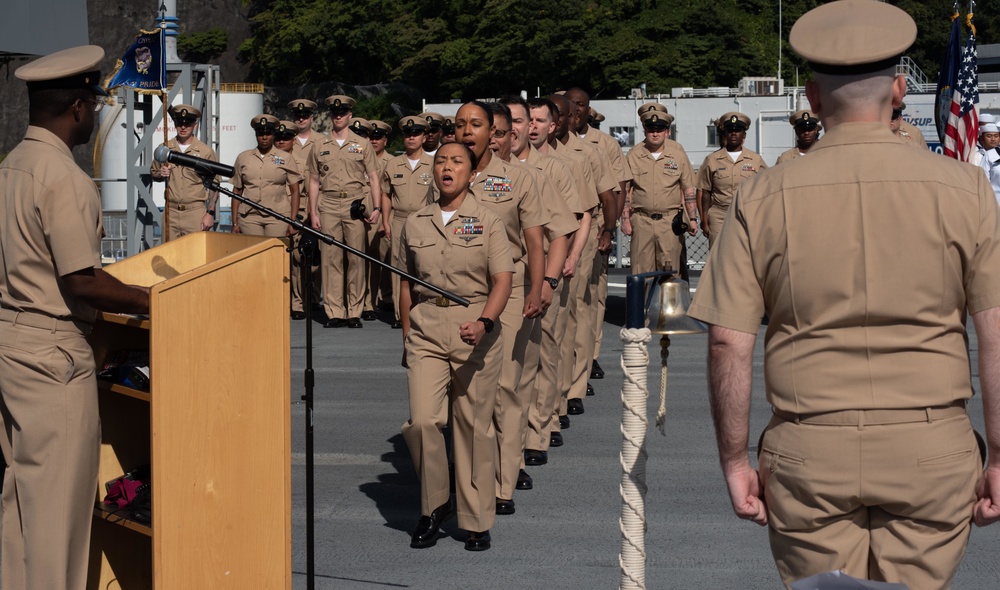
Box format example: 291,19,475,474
319,151,330,156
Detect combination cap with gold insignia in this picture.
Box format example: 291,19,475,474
169,103,201,123
369,120,391,137
350,117,372,136
399,115,428,133
442,116,455,133
16,45,108,97
637,102,668,116
591,109,606,123
640,110,674,128
325,95,356,114
790,109,820,129
419,112,445,130
250,113,280,133
789,0,916,76
288,98,317,116
277,120,297,136
719,112,751,131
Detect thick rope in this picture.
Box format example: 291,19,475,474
619,327,651,590
656,335,671,436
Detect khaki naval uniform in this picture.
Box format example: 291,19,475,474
310,130,379,320
625,140,695,274
150,136,219,239
382,153,437,321
232,147,301,236
898,119,929,150
520,146,589,452
401,197,513,533
688,122,1000,589
559,134,617,405
471,155,548,502
0,126,104,590
579,124,630,363
774,147,808,165
289,138,317,314
696,147,767,247
364,150,395,315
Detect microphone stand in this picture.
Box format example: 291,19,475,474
204,178,468,590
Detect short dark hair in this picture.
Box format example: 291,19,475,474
437,141,479,170
28,87,90,119
500,95,529,118
487,102,512,128
527,97,558,121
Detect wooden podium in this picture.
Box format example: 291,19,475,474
87,232,292,589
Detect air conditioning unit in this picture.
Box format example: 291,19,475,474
739,77,784,96
671,87,694,98
629,87,643,99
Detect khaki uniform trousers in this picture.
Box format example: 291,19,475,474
290,231,321,314
319,195,367,320
526,279,569,451
389,213,412,321
0,315,100,590
167,201,207,241
238,211,287,237
760,409,979,590
494,261,531,501
592,244,609,362
706,206,728,249
363,220,390,314
401,301,501,533
630,210,683,275
568,216,601,402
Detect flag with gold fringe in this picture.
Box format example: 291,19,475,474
105,29,166,93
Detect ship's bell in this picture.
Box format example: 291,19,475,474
645,275,707,335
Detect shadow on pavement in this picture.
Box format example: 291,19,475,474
359,433,421,534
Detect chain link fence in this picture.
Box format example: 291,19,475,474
610,229,710,272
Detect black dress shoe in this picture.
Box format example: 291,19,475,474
524,449,547,466
391,320,403,329
591,360,605,379
550,432,564,447
410,501,454,548
586,383,595,396
567,399,585,415
495,498,515,515
361,310,378,321
324,318,346,328
465,530,491,551
516,469,533,490
291,311,306,320
347,317,363,328
559,415,570,429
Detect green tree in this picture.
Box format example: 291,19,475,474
177,28,228,64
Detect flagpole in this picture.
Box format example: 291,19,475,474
159,16,171,242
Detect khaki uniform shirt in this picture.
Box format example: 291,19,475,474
775,147,808,165
470,155,548,264
381,153,438,217
579,123,632,185
402,197,513,301
563,133,618,200
626,140,695,213
0,126,103,322
697,148,768,210
150,136,219,205
898,120,929,150
288,144,309,215
231,148,302,216
511,155,577,246
524,145,586,215
687,122,1000,414
549,141,601,213
377,151,393,176
309,130,377,196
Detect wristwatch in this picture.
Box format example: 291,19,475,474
544,276,559,289
602,228,615,237
477,317,495,333
207,209,216,217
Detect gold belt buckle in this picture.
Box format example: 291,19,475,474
433,296,450,307
177,203,186,211
339,191,347,198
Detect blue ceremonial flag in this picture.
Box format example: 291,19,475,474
105,29,166,93
935,13,962,145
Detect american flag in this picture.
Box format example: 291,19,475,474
943,29,979,161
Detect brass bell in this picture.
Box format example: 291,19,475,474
645,275,707,335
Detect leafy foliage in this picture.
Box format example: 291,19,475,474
177,28,229,64
239,0,998,100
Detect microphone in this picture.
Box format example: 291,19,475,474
154,145,235,178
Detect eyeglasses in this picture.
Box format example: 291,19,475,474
174,120,196,128
82,97,105,113
494,129,511,138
